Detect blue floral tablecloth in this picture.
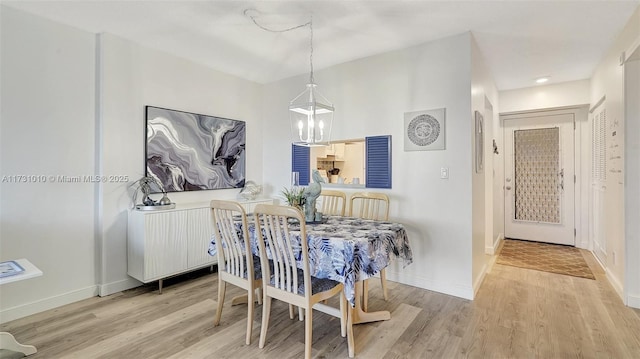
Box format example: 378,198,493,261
209,216,413,305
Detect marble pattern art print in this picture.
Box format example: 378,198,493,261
146,106,245,192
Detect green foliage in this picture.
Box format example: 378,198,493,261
281,186,305,208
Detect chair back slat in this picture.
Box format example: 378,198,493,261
318,190,346,216
254,204,310,297
211,200,251,278
349,192,389,221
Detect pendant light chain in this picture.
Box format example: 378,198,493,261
243,9,311,33
244,9,314,84
309,16,314,84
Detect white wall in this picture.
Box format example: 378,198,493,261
0,7,265,322
98,34,264,295
0,7,97,322
625,51,640,308
471,35,499,293
500,80,591,113
590,6,640,301
262,33,478,299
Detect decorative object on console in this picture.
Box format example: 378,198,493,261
244,9,333,147
404,108,446,151
145,106,246,192
129,176,175,210
238,180,262,200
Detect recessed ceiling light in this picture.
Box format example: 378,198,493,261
535,77,550,84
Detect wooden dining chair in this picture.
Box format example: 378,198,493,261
318,189,347,216
349,192,390,310
210,200,262,345
254,204,353,359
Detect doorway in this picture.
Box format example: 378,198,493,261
502,111,576,246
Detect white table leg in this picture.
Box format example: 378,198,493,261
0,332,37,356
350,281,390,324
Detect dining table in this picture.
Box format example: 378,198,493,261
208,214,413,325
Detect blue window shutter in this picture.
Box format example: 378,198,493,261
366,135,392,189
291,144,310,186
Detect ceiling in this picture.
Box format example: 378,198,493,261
3,1,639,90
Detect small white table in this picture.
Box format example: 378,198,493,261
0,259,42,357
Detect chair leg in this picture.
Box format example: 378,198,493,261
363,279,369,312
246,286,254,345
289,304,295,319
259,296,272,349
339,292,347,337
380,268,388,301
299,307,304,321
304,307,313,359
214,279,226,326
256,287,263,305
347,306,355,358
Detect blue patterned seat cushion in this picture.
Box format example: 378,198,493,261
269,267,341,295
224,255,262,280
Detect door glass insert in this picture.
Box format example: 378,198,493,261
514,127,561,223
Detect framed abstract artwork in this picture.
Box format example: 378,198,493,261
145,106,246,192
404,108,446,151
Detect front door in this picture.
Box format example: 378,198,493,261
504,113,575,245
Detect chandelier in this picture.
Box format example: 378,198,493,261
245,10,334,147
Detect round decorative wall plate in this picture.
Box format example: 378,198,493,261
407,114,440,146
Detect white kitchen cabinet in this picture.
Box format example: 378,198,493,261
127,198,273,291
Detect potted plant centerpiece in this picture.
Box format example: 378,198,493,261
281,186,305,212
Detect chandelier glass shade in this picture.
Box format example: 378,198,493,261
289,83,334,147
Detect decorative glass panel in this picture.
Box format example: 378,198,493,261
514,128,561,223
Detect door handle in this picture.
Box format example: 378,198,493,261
505,186,512,190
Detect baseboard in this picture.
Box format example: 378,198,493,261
99,277,142,297
485,233,504,255
472,262,489,298
605,269,624,301
385,270,474,300
627,294,640,309
0,285,98,324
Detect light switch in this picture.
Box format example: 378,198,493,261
440,167,449,179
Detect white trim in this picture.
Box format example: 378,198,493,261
385,270,474,300
606,269,624,302
0,285,98,324
472,262,489,298
485,233,503,255
501,104,590,117
589,96,606,113
623,35,640,65
98,277,141,297
627,294,640,309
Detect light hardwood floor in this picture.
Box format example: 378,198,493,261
2,250,640,358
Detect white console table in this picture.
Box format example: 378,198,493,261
0,259,42,357
127,198,273,293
